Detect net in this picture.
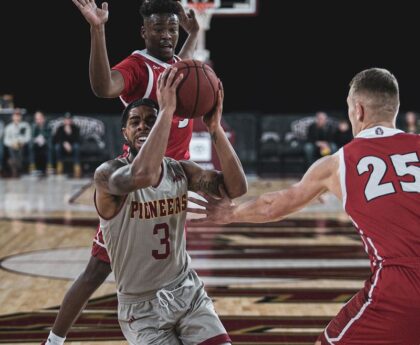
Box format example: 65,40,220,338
188,2,216,30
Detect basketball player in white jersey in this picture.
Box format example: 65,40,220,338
42,2,200,344
93,66,246,344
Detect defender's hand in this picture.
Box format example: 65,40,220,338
175,1,199,35
187,185,235,225
72,0,109,27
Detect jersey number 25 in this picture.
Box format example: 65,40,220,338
357,152,420,201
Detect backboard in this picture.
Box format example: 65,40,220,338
181,0,257,16
180,0,258,61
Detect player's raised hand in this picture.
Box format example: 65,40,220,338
187,185,235,225
174,1,199,35
157,67,183,114
203,81,223,133
72,0,109,27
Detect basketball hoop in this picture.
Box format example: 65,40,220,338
182,1,218,62
188,1,216,30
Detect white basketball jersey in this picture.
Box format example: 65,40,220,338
98,157,190,297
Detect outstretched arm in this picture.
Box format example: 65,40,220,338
72,0,125,98
176,2,200,59
189,154,340,224
95,67,183,197
182,87,247,199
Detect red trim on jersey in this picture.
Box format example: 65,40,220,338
197,334,231,345
94,190,128,221
91,224,110,263
91,244,110,263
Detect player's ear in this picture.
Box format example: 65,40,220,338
141,26,146,39
355,102,365,122
121,128,128,141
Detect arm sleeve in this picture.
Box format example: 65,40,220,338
112,55,147,100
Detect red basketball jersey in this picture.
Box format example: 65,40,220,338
340,126,420,264
112,49,193,160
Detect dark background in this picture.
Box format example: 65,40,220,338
1,0,420,115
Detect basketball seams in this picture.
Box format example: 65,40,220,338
173,59,219,119
202,65,218,116
192,60,200,118
175,62,190,117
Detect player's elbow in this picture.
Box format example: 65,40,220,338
228,180,248,199
91,84,115,98
132,168,160,189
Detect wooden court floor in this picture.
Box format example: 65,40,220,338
0,175,368,345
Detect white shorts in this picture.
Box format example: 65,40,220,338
118,269,231,345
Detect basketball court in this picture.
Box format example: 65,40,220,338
0,172,369,345
0,1,371,344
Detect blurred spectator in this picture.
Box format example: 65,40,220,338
334,119,353,148
29,110,52,176
53,112,81,177
0,120,4,176
402,111,419,134
3,108,31,177
0,94,14,110
303,111,337,168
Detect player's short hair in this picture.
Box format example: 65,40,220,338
349,68,400,112
350,68,399,99
121,98,159,129
140,0,180,19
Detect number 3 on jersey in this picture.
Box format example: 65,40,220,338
357,152,420,201
152,223,170,259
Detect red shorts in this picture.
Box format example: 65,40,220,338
91,226,111,264
318,258,420,344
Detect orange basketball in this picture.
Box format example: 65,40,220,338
172,59,220,119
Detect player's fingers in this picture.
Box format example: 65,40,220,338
218,79,224,92
157,72,164,88
197,190,220,202
188,197,208,207
186,207,208,214
79,0,88,6
189,218,209,224
172,73,184,88
189,9,196,18
166,67,179,87
102,2,108,11
72,0,84,10
215,89,222,108
159,67,171,87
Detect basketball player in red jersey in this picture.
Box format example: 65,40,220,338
189,68,420,344
42,1,199,344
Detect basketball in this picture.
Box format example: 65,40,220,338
172,59,220,119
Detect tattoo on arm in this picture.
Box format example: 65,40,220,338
210,131,217,144
94,160,135,195
95,167,111,191
190,172,223,196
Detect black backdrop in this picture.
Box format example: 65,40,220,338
2,0,420,115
